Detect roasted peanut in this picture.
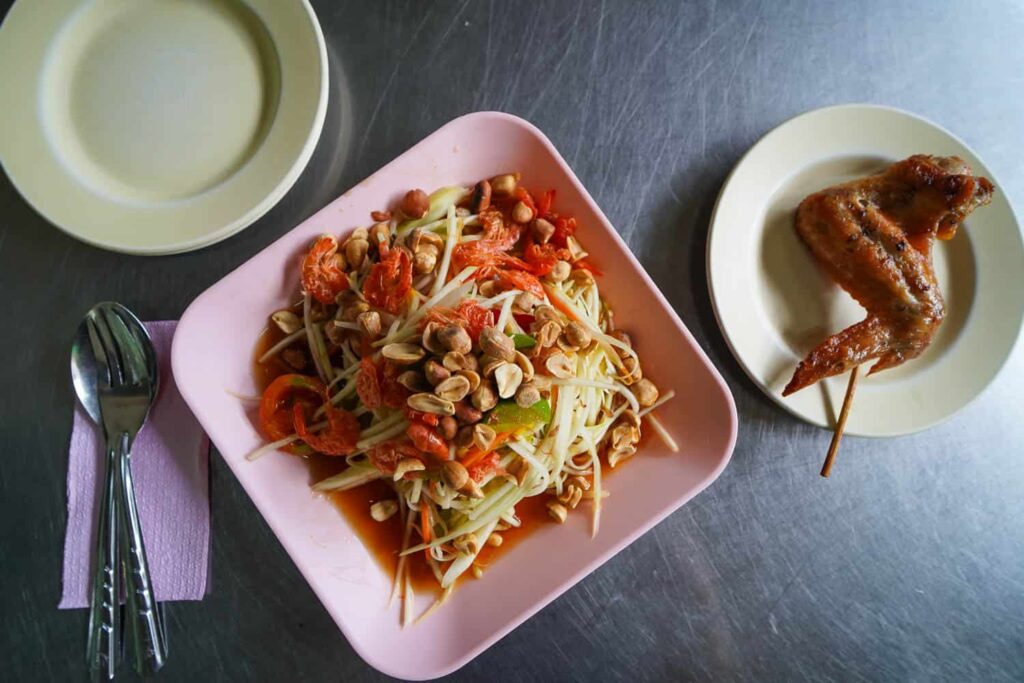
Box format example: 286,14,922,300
473,179,492,213
515,383,541,408
438,324,472,354
489,172,520,196
631,378,659,407
493,363,523,398
370,500,398,522
513,291,541,312
563,321,592,349
435,374,472,402
423,358,450,386
565,235,588,261
545,352,574,379
393,458,425,481
441,460,469,490
454,401,482,424
533,304,559,324
407,393,456,415
382,342,426,364
546,500,568,524
439,415,458,440
397,370,428,392
414,249,437,274
532,217,555,244
271,310,302,334
534,320,562,349
479,327,515,362
344,236,369,269
547,260,571,283
511,201,534,224
401,188,430,219
472,424,496,452
458,369,481,392
471,381,498,412
422,321,446,354
454,425,476,447
357,310,382,338
370,222,391,249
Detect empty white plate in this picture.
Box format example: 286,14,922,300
0,0,327,254
708,105,1024,436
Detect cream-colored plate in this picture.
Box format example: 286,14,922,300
708,105,1024,436
0,0,327,254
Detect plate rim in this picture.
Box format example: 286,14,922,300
706,102,1024,437
172,110,738,679
0,0,328,255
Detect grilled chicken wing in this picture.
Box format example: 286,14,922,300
783,155,994,396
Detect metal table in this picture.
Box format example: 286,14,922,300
3,1,1022,680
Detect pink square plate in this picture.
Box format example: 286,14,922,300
172,112,737,680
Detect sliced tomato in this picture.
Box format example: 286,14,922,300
259,374,323,441
363,248,413,314
407,422,449,460
302,236,349,304
293,401,360,456
356,357,382,409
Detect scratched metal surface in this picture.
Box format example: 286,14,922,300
2,1,1023,681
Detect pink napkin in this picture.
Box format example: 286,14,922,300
59,321,210,609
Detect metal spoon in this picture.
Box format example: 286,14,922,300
72,303,167,677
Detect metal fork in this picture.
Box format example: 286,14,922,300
86,304,167,675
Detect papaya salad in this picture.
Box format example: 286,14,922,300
249,173,678,623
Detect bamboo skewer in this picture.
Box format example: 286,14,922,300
820,366,860,478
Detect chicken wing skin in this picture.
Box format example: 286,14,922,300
783,155,994,396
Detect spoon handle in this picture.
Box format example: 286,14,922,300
86,444,119,681
116,432,167,675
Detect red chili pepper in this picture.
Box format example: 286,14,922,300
258,374,323,449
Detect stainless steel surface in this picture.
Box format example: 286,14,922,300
72,312,120,681
3,1,1023,681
